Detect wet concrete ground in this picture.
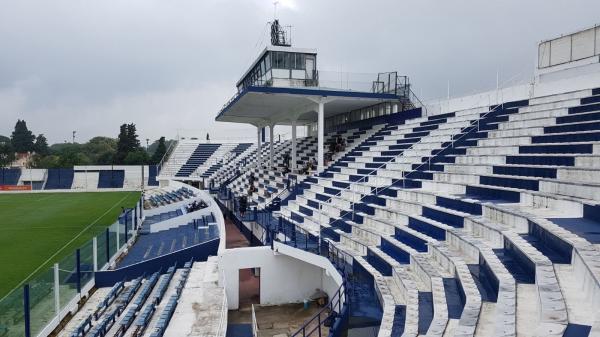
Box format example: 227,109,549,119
229,303,330,337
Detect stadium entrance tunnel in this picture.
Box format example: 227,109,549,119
238,267,260,307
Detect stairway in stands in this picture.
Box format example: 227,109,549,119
175,143,221,177
202,143,253,179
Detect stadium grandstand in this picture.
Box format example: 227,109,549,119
4,15,600,337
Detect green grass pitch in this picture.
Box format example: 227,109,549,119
0,191,141,298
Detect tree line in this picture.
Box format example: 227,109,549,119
0,120,173,168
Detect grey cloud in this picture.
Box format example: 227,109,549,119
0,0,599,143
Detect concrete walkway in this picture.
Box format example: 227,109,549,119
225,216,250,249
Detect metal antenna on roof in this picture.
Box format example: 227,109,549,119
273,1,279,20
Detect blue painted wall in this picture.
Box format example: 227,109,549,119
95,238,219,287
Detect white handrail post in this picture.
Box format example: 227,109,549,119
92,237,98,272
54,263,60,317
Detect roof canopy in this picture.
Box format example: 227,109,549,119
215,86,399,126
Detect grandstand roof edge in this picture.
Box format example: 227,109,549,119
216,86,399,126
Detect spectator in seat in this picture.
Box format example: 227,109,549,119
283,152,290,169
335,136,343,152
329,140,336,153
325,152,333,165
300,161,310,175
239,196,247,216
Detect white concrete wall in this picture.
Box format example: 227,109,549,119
219,244,342,310
425,68,600,116
17,168,46,182
148,207,211,232
154,181,227,253
73,165,151,190
274,242,345,306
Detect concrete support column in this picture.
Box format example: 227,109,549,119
317,101,325,172
269,124,274,169
257,126,262,168
291,119,297,172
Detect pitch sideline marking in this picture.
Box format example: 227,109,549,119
0,191,136,301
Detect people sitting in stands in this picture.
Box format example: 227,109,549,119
282,152,291,174
300,158,318,175
325,152,333,165
328,140,336,153
239,196,247,216
248,185,256,196
335,136,346,152
300,161,310,175
186,200,208,213
283,152,290,168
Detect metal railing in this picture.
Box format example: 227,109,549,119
0,197,144,337
157,139,178,174
290,281,346,337
408,87,428,115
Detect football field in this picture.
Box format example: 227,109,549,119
0,191,141,298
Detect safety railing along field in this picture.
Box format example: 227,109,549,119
0,199,144,337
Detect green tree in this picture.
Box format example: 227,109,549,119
126,124,140,149
11,120,35,153
33,134,49,156
124,148,148,165
58,151,91,167
85,137,116,164
150,137,167,164
116,123,142,164
0,142,15,167
115,124,129,163
31,154,60,168
96,150,115,165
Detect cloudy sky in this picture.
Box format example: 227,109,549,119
1,0,599,144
